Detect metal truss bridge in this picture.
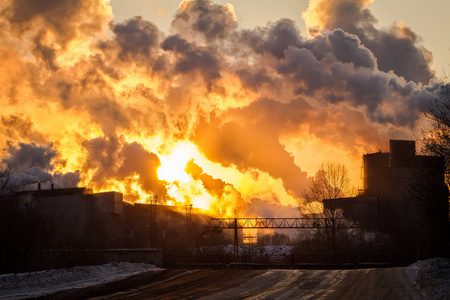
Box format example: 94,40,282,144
203,217,360,256
204,217,359,229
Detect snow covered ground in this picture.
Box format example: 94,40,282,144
0,257,449,299
223,244,293,261
0,262,162,299
411,257,450,300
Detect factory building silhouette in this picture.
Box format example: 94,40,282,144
324,140,449,257
20,186,198,249
15,139,449,265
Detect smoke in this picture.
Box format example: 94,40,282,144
106,16,161,63
302,0,435,84
82,136,167,202
185,159,244,216
53,170,80,188
1,143,80,189
0,0,443,214
172,0,237,41
5,143,57,172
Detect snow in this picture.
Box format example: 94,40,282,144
0,262,162,299
410,257,450,300
223,244,293,261
1,257,449,299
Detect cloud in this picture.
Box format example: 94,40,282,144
173,0,237,40
82,136,166,200
327,29,376,69
53,170,81,188
0,0,443,211
240,19,303,59
5,143,57,172
0,114,45,143
302,0,435,84
185,159,244,215
162,34,221,89
186,159,226,197
118,142,166,196
192,110,309,198
1,143,80,189
108,16,160,63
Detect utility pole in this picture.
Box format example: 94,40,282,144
185,204,193,247
150,195,157,248
233,209,239,259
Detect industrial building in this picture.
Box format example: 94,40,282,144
19,187,125,248
324,140,449,257
19,186,209,250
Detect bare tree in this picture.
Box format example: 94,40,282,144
302,162,358,258
0,163,52,273
422,84,450,180
306,162,353,202
416,83,450,255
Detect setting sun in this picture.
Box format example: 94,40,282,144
157,142,198,184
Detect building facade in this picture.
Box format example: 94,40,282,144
324,140,449,257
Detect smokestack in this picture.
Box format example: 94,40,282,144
38,182,41,190
51,183,54,190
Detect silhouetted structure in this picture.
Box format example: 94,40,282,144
324,140,449,259
20,187,125,248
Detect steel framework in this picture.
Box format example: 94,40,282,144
185,204,193,247
205,217,360,229
149,196,157,248
204,217,360,258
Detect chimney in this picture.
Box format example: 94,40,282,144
51,183,54,190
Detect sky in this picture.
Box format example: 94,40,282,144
111,0,450,79
0,0,449,216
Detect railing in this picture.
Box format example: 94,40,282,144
204,218,360,229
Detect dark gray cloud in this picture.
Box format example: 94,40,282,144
5,143,57,172
240,19,303,59
362,26,434,84
173,0,237,40
5,0,84,45
162,34,221,90
305,0,435,84
161,35,192,53
276,47,331,92
53,170,81,188
1,143,79,188
236,68,273,91
328,29,376,69
118,142,166,196
109,16,160,62
25,166,53,183
82,136,166,200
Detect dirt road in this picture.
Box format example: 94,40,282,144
90,267,420,300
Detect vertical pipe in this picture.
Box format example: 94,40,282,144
234,217,238,258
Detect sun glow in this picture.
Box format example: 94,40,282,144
157,142,199,183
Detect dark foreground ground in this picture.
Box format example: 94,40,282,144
88,267,420,300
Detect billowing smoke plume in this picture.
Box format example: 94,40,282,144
1,143,80,189
82,136,167,202
0,0,442,214
302,0,435,84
